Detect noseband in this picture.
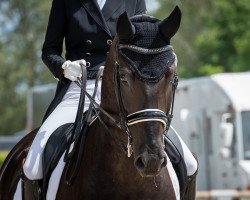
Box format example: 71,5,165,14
114,43,178,157
127,109,169,130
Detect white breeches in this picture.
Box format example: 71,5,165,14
172,127,198,176
22,80,197,181
23,80,101,180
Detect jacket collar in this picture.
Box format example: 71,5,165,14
102,0,124,21
80,0,111,36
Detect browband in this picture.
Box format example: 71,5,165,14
119,44,173,55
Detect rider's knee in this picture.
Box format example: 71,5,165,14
186,154,198,176
23,162,42,180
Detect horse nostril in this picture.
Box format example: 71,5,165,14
161,156,167,168
135,156,146,170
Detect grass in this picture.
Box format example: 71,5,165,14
0,151,9,168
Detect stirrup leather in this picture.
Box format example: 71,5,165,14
21,171,43,200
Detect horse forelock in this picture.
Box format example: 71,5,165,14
119,16,176,82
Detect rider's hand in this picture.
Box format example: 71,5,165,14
62,59,86,81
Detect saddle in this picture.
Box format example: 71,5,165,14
42,123,74,199
42,122,188,199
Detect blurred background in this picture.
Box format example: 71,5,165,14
0,0,250,199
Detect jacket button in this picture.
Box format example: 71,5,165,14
107,39,112,45
86,40,92,45
86,62,91,67
86,52,91,57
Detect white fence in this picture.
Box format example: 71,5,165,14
0,136,23,151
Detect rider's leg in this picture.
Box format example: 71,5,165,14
178,137,198,200
184,157,198,200
23,102,78,180
170,126,198,176
23,80,100,180
170,127,198,200
14,80,101,199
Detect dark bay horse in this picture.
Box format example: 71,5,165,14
0,6,181,200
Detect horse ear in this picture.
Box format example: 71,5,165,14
159,6,182,41
117,12,135,43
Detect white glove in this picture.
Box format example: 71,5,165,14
62,59,86,81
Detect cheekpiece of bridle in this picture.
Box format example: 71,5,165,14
114,43,179,157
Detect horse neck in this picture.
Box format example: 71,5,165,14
88,120,129,167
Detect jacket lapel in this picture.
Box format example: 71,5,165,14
80,0,111,36
102,0,124,21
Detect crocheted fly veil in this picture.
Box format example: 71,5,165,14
119,15,176,82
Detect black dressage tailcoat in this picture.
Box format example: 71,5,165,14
42,0,147,120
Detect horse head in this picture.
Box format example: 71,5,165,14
101,6,181,178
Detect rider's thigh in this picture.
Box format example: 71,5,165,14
170,127,198,176
23,80,101,180
23,102,78,180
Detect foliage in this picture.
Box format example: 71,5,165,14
197,64,224,76
0,151,9,168
154,0,213,78
196,0,250,73
0,0,54,135
154,0,250,78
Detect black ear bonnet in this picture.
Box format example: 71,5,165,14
119,15,176,82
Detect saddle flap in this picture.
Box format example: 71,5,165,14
42,123,74,199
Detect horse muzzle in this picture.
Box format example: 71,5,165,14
134,152,167,177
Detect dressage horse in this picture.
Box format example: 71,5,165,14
0,6,181,200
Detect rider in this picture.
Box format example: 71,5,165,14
14,0,198,199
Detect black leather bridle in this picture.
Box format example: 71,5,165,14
67,43,178,160
113,43,179,157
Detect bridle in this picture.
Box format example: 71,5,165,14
63,42,178,185
68,43,178,159
113,43,178,157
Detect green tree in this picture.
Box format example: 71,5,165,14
154,0,213,77
154,0,250,77
0,0,53,135
196,0,250,72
